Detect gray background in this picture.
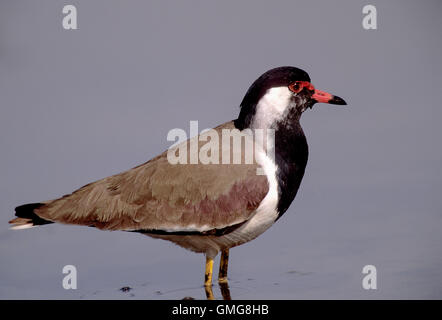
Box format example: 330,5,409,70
1,0,441,299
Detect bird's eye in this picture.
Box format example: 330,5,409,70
289,81,303,93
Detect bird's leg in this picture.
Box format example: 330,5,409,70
204,256,214,287
218,249,229,283
205,285,214,300
204,255,215,300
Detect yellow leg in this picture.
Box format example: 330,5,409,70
218,249,229,283
204,256,214,287
204,256,214,300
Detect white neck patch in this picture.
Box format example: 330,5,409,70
252,87,293,129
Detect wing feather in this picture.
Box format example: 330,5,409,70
35,121,269,232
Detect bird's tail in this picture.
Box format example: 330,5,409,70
9,203,53,230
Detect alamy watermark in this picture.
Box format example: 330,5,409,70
362,5,377,30
62,5,78,30
62,265,77,290
166,121,275,175
362,264,377,290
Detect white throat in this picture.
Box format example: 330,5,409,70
252,87,293,129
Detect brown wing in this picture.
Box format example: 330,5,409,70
34,121,269,232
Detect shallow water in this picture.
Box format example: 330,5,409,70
1,181,441,299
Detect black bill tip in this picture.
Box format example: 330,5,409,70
329,95,347,105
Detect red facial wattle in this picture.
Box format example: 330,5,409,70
289,81,347,105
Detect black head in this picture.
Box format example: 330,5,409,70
234,66,346,130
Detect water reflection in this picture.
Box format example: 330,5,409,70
203,282,231,300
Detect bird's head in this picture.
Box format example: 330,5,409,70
235,66,347,130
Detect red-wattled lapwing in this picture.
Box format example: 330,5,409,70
10,66,346,298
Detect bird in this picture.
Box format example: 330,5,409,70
9,66,346,298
